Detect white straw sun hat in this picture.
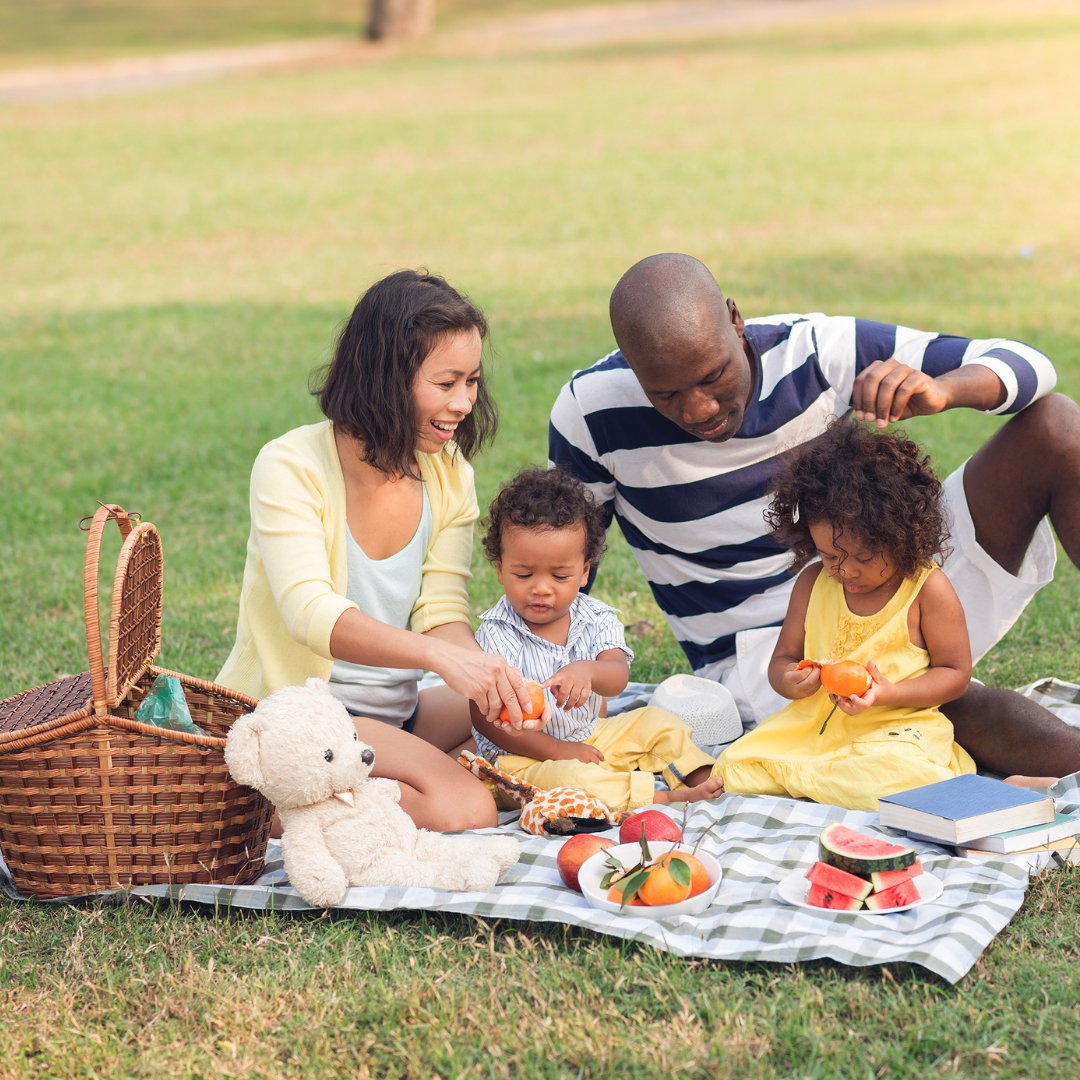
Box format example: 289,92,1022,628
648,674,743,750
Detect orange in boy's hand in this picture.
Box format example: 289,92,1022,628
819,660,872,698
498,680,545,725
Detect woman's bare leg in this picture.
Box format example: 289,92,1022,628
413,683,474,753
357,715,497,830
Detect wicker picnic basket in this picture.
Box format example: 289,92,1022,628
0,504,272,898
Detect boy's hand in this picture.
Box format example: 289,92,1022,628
493,698,551,735
542,661,594,710
554,741,605,764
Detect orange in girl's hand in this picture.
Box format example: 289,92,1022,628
498,680,545,724
819,660,872,698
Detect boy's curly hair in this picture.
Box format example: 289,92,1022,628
482,466,607,567
765,418,950,577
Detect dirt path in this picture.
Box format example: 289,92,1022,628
0,0,915,103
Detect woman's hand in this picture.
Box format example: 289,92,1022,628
432,640,532,726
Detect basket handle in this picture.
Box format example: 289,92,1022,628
83,504,135,714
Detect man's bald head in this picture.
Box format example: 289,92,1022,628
607,254,754,443
609,254,731,365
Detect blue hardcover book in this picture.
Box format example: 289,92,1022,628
877,774,1056,845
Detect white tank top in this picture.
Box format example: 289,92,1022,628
330,488,432,726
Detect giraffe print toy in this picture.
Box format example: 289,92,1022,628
458,750,623,836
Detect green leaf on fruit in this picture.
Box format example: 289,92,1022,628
668,857,691,887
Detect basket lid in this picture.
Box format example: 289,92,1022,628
82,506,164,712
105,521,164,706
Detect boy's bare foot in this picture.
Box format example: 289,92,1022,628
1003,774,1058,788
656,776,725,803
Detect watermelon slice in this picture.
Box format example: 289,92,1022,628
864,877,920,910
819,823,916,877
870,859,924,892
806,860,873,901
806,883,864,910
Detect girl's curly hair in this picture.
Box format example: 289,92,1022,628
765,418,950,577
482,466,607,567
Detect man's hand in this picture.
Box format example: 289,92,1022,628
852,359,950,427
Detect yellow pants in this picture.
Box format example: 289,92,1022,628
497,706,715,812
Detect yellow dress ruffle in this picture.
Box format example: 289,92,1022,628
716,564,975,810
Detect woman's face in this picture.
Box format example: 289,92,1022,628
412,327,482,453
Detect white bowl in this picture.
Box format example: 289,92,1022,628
578,841,722,918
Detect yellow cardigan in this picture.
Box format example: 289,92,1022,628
216,420,478,699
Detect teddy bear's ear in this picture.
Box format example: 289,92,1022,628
223,711,265,790
305,677,333,697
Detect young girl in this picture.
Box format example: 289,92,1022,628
471,466,722,811
714,420,977,811
216,269,537,832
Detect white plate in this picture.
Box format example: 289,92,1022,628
776,869,944,914
578,841,722,918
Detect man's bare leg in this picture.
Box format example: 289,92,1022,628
943,683,1080,777
945,394,1080,776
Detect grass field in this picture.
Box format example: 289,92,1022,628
1,0,1078,1075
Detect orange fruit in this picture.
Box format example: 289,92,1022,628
499,680,545,724
820,660,872,699
666,851,711,898
607,884,644,906
638,856,693,906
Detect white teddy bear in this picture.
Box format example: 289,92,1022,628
224,678,519,908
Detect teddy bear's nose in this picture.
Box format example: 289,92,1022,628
361,748,374,766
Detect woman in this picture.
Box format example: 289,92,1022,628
218,269,535,830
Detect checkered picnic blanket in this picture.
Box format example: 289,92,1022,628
2,678,1078,985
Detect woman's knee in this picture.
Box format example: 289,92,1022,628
429,773,498,830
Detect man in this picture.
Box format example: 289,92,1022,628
549,253,1080,777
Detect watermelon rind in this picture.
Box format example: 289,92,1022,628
806,883,864,911
870,859,924,892
819,823,916,876
864,877,920,910
806,860,873,901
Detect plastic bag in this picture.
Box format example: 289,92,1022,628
135,674,208,736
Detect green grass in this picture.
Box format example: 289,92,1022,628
1,0,1079,1074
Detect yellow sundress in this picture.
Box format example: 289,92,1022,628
715,563,975,810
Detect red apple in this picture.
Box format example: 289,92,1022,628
619,809,682,846
557,834,615,892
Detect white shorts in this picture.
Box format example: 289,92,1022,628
719,459,1057,726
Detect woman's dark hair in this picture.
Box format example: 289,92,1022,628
311,269,497,477
482,466,607,567
765,418,950,578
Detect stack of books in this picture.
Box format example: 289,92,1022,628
877,774,1079,862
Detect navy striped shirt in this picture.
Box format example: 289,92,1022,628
472,593,633,763
548,313,1056,677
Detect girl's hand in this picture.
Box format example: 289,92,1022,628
542,662,594,710
832,659,892,714
782,661,821,699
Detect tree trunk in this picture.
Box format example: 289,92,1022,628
367,0,434,41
